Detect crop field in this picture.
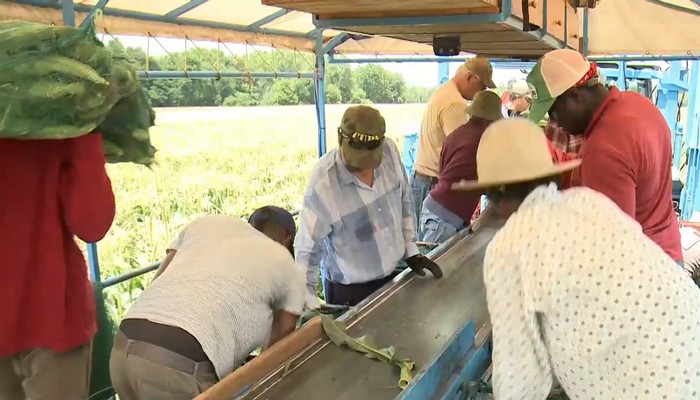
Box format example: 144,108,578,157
99,103,427,318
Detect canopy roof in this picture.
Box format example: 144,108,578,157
2,0,700,57
0,0,435,55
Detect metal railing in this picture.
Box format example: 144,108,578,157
100,209,301,289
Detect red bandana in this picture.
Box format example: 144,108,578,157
574,62,598,87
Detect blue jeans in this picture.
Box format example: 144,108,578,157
419,208,460,244
410,173,437,234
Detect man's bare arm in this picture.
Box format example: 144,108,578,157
265,311,299,349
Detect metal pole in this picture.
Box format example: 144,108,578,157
136,71,315,80
681,61,700,220
438,61,450,85
314,31,327,157
61,0,75,27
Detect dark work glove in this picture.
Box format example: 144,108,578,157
405,254,443,279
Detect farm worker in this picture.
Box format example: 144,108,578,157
419,90,502,244
410,57,496,232
527,48,683,264
452,118,700,400
296,105,443,307
109,207,307,400
0,133,116,400
500,79,531,117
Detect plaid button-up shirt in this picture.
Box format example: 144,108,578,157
295,139,419,296
545,121,583,154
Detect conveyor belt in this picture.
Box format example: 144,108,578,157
239,226,500,400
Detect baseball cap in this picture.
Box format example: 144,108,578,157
526,49,592,123
464,58,497,89
466,91,503,122
248,206,296,241
338,105,386,170
508,79,530,97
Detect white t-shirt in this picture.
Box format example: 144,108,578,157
125,215,307,379
485,184,700,399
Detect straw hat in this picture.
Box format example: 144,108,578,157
452,118,581,191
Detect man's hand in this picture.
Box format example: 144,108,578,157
405,255,443,278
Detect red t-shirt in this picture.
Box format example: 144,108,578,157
570,87,682,261
0,134,115,355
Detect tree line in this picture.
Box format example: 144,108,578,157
110,41,437,107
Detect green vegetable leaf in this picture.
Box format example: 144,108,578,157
320,315,415,389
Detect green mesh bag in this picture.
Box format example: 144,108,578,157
0,20,156,165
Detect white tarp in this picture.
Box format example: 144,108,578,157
3,0,700,57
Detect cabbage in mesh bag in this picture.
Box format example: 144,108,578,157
0,20,157,166
0,21,115,139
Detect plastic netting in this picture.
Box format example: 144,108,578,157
0,20,156,165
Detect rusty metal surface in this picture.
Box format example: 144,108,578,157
240,227,499,400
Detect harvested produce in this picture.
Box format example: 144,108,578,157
0,20,156,165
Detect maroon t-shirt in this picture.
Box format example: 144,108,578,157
571,87,682,261
428,118,491,224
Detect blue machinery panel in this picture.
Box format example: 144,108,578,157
400,321,491,400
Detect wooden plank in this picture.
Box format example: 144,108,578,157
462,41,553,51
389,31,546,45
318,5,499,20
353,23,512,36
262,0,498,16
194,317,327,400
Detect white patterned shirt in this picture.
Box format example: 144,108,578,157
295,139,418,295
484,184,700,400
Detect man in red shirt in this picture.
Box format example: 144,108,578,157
0,133,115,399
420,90,502,243
527,49,682,264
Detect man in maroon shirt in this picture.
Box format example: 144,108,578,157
0,133,115,399
420,90,502,243
527,49,682,264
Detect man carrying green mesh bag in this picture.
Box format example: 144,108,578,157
0,20,157,165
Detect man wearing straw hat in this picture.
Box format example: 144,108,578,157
526,48,682,265
453,118,700,399
420,90,502,244
410,58,496,232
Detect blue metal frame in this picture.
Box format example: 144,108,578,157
137,71,315,80
682,61,700,220
164,0,208,19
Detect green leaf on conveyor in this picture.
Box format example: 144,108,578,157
320,315,415,389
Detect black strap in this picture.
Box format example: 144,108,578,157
521,0,536,32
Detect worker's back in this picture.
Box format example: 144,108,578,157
125,215,306,378
573,89,682,261
414,80,467,177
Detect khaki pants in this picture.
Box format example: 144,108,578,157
110,332,218,400
0,341,92,400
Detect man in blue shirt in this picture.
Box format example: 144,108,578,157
295,106,443,306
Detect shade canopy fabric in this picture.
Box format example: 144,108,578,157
2,0,700,57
